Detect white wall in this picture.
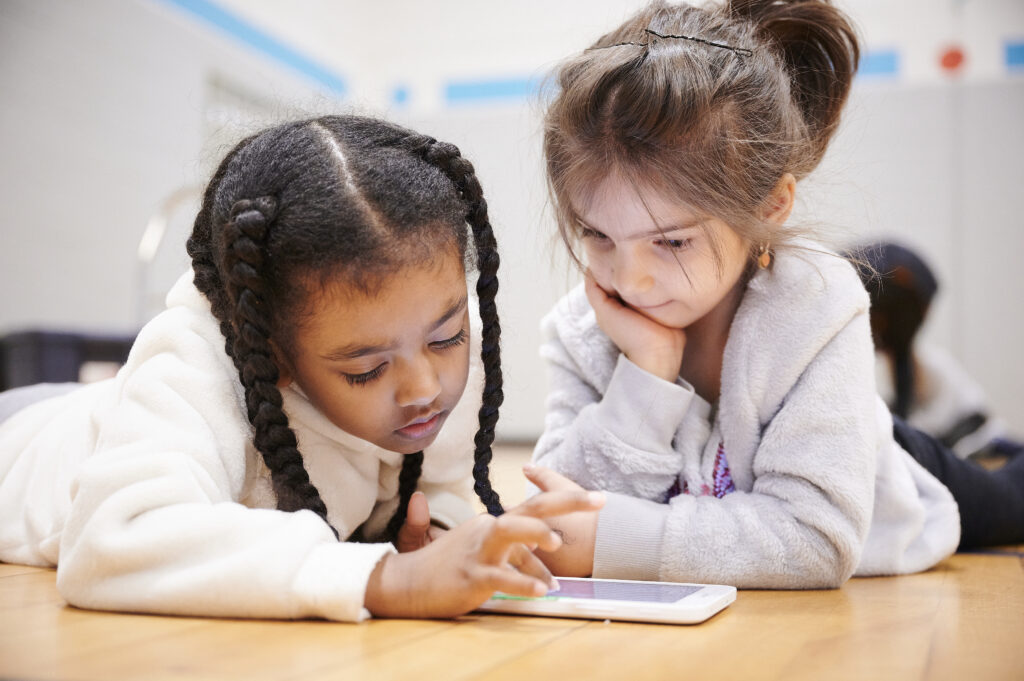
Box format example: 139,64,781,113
802,80,1024,435
0,0,335,334
2,0,1022,440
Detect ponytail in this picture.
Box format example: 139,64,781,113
729,0,859,168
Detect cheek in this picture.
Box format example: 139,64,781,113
444,344,472,399
583,245,613,278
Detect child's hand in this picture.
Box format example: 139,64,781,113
396,491,554,586
584,273,686,383
395,491,446,553
522,464,600,578
363,489,604,619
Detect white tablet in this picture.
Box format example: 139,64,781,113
476,577,736,625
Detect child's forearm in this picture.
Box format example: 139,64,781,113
363,552,414,618
535,355,693,498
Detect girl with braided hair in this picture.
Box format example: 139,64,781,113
523,0,1024,589
0,115,602,621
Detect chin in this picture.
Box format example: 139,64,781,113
638,307,686,329
387,432,441,455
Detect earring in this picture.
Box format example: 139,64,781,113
757,243,773,269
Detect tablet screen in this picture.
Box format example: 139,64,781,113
548,578,701,603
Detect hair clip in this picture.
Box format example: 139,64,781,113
591,28,753,58
644,29,754,57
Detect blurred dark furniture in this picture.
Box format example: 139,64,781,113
0,331,136,391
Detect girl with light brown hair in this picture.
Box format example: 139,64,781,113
525,0,1024,588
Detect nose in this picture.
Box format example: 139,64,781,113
395,354,442,408
612,247,654,298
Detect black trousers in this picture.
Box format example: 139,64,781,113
893,416,1024,549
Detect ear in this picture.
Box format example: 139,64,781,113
762,173,796,225
269,339,294,389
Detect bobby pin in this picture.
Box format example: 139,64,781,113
590,28,753,58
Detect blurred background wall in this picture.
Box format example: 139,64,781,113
1,0,1022,441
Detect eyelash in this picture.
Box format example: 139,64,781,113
345,364,385,386
582,227,692,252
655,237,692,251
343,328,468,386
431,328,468,350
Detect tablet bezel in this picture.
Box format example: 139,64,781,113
475,577,736,625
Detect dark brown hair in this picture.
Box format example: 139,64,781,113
544,0,860,264
847,241,939,418
186,116,504,541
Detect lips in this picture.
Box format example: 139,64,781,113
395,412,445,441
622,298,670,312
633,301,670,311
613,291,668,312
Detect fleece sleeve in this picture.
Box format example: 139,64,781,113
55,313,393,622
533,344,696,501
597,314,879,589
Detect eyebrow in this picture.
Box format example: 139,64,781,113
636,223,703,239
321,295,469,361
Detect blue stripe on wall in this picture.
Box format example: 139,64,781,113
1007,41,1024,70
859,50,899,77
444,50,901,104
445,77,541,104
391,85,410,106
160,0,347,96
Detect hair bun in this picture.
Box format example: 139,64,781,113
729,0,859,170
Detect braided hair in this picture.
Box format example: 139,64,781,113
186,116,504,542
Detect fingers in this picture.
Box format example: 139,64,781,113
406,491,430,527
584,274,620,312
507,488,605,520
479,514,564,560
521,463,578,493
583,269,613,296
476,565,551,599
394,491,431,553
509,543,557,590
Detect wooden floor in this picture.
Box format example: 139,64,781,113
2,446,1022,681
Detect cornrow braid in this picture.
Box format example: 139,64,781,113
187,143,250,363
219,197,336,536
404,134,505,517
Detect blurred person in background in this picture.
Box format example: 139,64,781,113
849,240,1020,460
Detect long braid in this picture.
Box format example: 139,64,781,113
405,135,505,517
382,452,425,542
219,197,336,536
187,147,247,362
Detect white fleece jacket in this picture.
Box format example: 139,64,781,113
534,243,960,589
0,272,482,621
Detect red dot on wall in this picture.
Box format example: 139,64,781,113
940,46,965,72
